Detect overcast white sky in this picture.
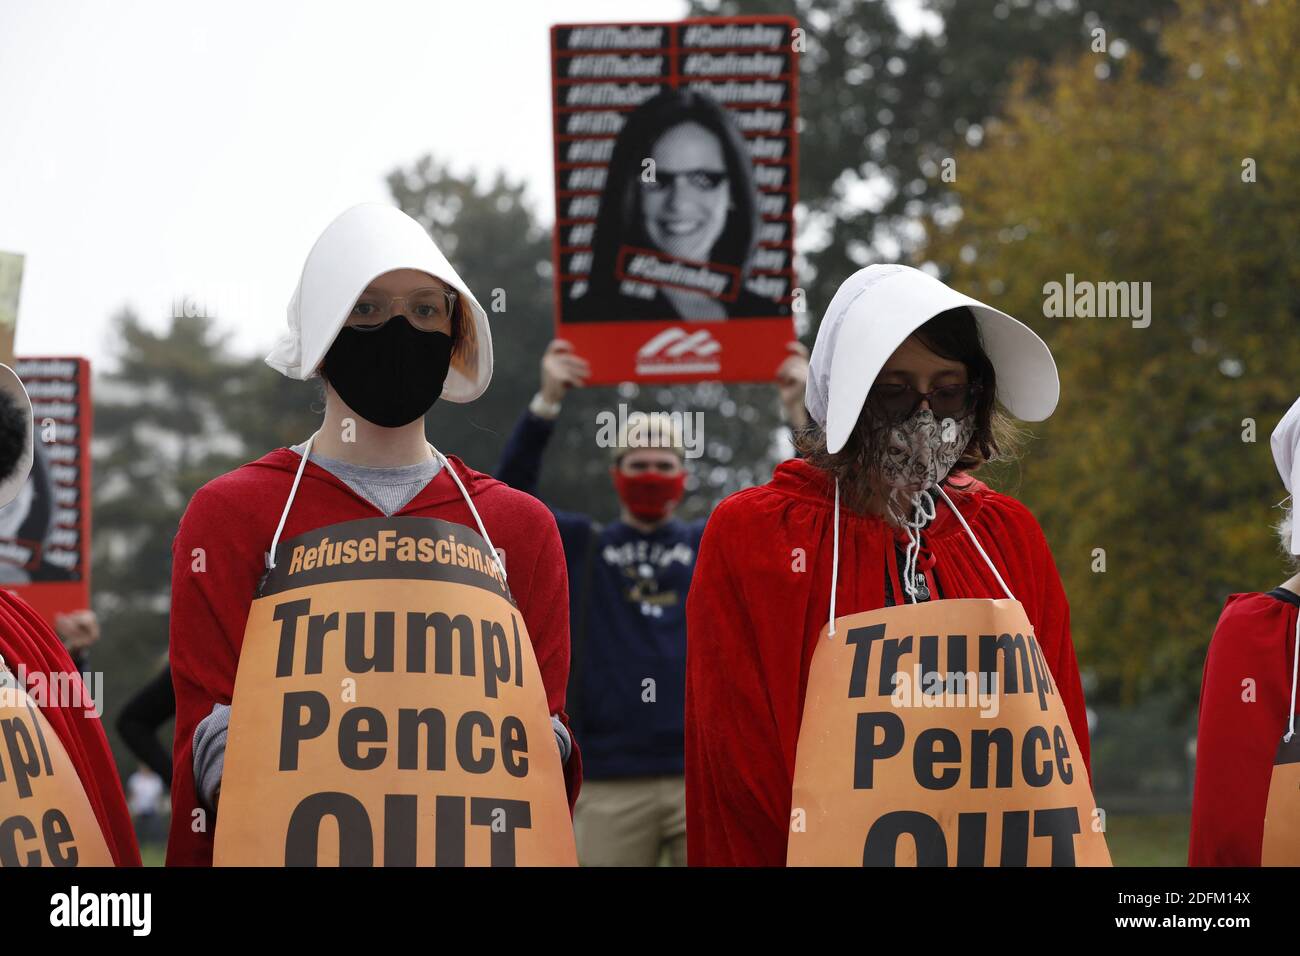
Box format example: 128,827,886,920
0,0,933,372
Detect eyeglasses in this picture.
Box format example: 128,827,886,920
347,286,458,333
641,169,729,193
867,382,982,424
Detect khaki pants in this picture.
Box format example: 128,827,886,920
574,775,686,867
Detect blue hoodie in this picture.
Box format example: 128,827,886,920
496,410,703,779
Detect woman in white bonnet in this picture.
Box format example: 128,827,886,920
685,264,1092,866
166,203,580,866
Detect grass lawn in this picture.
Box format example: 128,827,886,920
136,814,1193,867
1105,813,1190,867
140,842,166,867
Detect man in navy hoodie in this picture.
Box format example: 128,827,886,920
497,338,807,865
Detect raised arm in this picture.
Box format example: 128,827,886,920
776,340,810,440
496,339,590,496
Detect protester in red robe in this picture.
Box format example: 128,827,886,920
0,363,139,866
1190,394,1300,865
685,265,1091,866
167,204,579,866
0,591,141,866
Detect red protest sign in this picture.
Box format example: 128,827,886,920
550,16,799,383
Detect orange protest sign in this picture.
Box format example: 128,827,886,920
1262,733,1300,865
0,663,113,866
788,598,1111,867
213,517,577,867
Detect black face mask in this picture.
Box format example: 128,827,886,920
321,317,454,428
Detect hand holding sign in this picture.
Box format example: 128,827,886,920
775,340,809,428
539,339,591,406
54,610,100,653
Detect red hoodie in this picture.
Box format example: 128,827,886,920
685,458,1090,866
166,448,580,866
1189,589,1298,866
0,588,141,866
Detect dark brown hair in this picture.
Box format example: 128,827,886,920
0,388,27,483
794,307,1024,515
587,88,759,300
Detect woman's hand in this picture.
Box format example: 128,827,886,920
54,609,101,654
539,339,591,406
776,341,810,428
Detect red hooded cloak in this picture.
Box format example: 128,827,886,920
1189,589,1298,866
685,458,1091,866
166,449,579,866
0,588,140,866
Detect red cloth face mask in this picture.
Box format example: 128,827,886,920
612,469,686,521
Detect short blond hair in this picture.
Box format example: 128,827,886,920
609,410,686,463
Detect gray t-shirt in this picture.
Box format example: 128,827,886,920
288,440,443,516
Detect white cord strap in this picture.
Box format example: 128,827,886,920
1285,606,1300,742
432,445,509,585
267,430,318,570
933,483,1016,602
892,490,937,605
825,479,1018,641
828,478,841,637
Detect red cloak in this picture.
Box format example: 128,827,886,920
0,588,141,866
685,458,1092,866
166,449,580,866
1189,589,1297,866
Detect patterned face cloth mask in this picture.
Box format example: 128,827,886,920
876,407,977,496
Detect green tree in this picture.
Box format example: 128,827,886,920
91,309,318,777
923,0,1300,706
689,0,1178,313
